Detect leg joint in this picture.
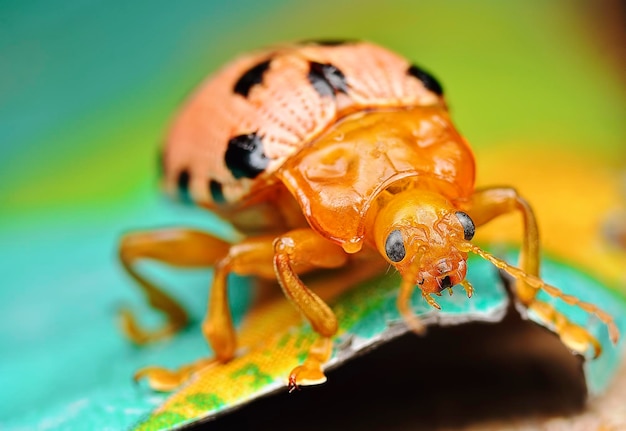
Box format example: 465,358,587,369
273,236,296,255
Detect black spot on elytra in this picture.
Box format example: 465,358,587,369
177,169,192,202
225,133,270,179
301,39,356,46
308,62,348,97
233,59,272,97
209,179,226,204
407,64,443,96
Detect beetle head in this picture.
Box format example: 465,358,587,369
372,189,474,294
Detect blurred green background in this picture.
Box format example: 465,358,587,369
1,0,625,429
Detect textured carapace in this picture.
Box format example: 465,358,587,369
162,41,445,208
277,106,475,252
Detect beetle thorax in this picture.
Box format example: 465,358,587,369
277,106,475,252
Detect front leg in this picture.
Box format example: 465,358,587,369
274,228,349,388
463,187,608,356
463,186,539,304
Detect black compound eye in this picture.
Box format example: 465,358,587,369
455,211,475,240
385,229,406,262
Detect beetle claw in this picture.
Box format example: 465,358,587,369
288,374,301,393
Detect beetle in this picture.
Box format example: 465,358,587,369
118,40,619,391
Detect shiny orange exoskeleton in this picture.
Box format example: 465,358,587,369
119,41,618,391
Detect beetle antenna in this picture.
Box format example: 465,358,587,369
457,241,620,344
397,255,426,335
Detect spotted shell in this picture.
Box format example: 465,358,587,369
162,40,445,207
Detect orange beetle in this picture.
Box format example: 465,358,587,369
119,41,618,391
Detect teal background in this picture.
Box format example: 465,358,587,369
1,1,625,429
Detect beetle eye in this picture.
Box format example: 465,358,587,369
455,211,475,240
385,229,406,262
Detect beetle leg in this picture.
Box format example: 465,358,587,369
460,241,618,357
274,228,349,386
529,300,601,358
118,228,231,344
133,233,286,390
201,235,277,363
462,187,611,356
288,337,333,391
462,187,539,305
134,358,218,392
397,279,425,334
130,227,354,390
